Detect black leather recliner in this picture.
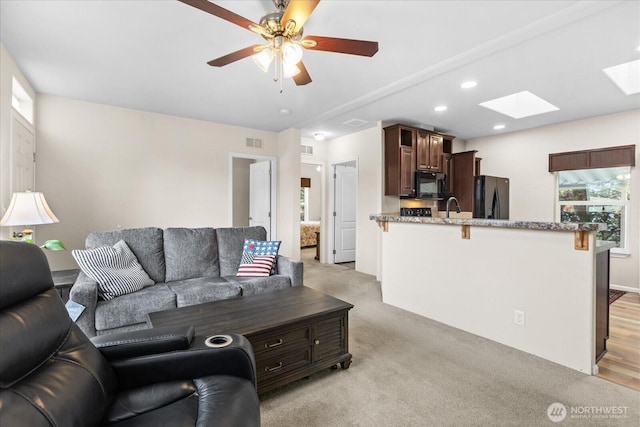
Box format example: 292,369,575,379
0,241,260,426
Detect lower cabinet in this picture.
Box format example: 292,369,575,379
249,311,351,394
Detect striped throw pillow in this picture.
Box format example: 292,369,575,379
237,255,276,277
72,240,154,301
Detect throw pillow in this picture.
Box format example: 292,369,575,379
236,239,281,277
237,255,276,277
72,240,154,301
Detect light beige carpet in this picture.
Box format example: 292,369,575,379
260,249,639,426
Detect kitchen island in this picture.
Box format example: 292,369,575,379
370,214,610,374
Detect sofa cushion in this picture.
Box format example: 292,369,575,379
167,277,241,307
216,227,267,276
226,275,292,296
164,228,220,282
72,240,154,301
86,227,166,283
95,284,176,331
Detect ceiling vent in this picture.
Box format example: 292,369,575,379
301,145,314,155
342,118,369,127
246,137,263,148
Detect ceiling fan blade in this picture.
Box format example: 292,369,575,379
303,35,379,57
281,0,320,35
207,45,262,67
293,61,312,86
179,0,258,31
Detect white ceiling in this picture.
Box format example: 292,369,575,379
1,0,639,141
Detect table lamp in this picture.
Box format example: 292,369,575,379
0,191,62,248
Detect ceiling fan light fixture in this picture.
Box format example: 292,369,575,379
282,42,303,65
283,61,301,78
252,49,274,72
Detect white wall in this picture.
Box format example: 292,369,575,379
277,127,301,261
232,157,253,227
327,124,383,276
35,95,290,270
381,222,597,374
0,44,36,240
465,110,640,291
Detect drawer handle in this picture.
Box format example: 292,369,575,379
265,362,283,372
265,339,283,349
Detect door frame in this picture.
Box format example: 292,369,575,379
328,157,358,265
228,153,277,239
301,160,326,262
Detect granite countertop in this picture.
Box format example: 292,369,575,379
596,241,617,253
369,213,607,232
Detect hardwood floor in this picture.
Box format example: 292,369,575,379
597,292,640,391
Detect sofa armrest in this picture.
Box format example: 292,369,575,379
276,255,303,286
91,325,194,361
69,271,99,337
108,333,257,389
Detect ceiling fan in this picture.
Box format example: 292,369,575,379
178,0,379,90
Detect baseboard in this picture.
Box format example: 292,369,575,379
610,284,640,294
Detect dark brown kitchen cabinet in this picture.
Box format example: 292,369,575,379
417,131,443,172
385,125,416,196
449,151,478,212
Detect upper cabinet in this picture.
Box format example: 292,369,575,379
384,124,453,197
384,125,416,197
417,131,443,172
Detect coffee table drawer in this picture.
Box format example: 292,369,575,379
257,347,312,382
251,325,310,355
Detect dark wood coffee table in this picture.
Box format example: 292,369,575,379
147,286,353,394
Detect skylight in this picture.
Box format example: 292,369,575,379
603,59,640,95
479,91,559,119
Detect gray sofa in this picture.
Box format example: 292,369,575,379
70,226,303,337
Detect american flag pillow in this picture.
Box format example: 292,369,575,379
236,239,281,277
237,255,276,277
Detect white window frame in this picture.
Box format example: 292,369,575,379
555,168,631,255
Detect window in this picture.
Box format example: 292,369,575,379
557,166,631,253
12,77,34,124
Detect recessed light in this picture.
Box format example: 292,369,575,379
479,91,559,119
314,133,325,141
461,81,477,89
603,59,640,95
279,108,291,115
434,105,447,112
493,124,506,130
316,165,322,172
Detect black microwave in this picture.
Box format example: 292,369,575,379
415,171,447,199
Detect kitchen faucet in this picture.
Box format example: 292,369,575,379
446,196,461,218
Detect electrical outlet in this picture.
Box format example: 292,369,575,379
514,310,525,327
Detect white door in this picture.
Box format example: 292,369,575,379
249,161,271,239
11,115,35,191
333,164,357,263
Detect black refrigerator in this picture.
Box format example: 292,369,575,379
473,175,510,219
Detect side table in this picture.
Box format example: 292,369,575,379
52,269,80,303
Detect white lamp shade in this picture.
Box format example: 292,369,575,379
283,62,300,78
0,192,59,226
282,42,303,65
252,49,274,73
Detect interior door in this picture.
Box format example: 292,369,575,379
249,161,271,239
11,115,35,192
333,164,357,263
